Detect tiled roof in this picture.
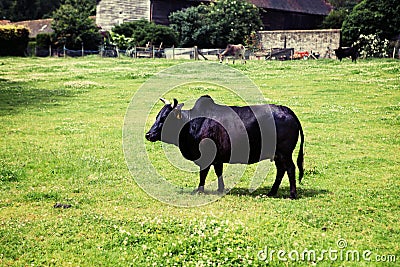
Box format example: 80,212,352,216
6,16,95,38
249,0,332,15
0,20,11,25
13,19,54,38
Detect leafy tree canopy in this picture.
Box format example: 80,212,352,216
52,0,101,50
169,0,262,48
341,0,400,46
322,0,360,29
0,0,96,22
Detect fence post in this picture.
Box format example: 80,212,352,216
49,45,52,57
64,45,66,58
172,45,175,60
194,46,199,60
82,43,84,57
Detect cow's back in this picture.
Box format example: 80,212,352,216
190,97,276,163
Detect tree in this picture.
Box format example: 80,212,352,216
169,0,262,48
0,0,16,20
0,0,62,21
211,0,262,47
168,5,213,48
52,0,101,50
0,0,95,22
322,0,360,29
321,9,349,29
341,0,400,46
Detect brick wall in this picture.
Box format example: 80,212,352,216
258,29,341,57
96,0,150,31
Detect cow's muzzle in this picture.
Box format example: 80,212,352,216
145,132,158,142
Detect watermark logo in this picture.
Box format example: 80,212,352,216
336,238,347,249
257,238,397,263
123,62,274,207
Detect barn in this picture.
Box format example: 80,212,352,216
254,0,332,30
96,0,332,31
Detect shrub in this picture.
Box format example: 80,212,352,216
353,34,389,58
36,33,52,48
0,25,30,56
112,20,178,49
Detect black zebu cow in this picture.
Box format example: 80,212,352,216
334,46,358,62
145,96,304,199
219,44,246,64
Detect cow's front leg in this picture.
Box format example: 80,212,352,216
214,163,224,193
196,165,211,193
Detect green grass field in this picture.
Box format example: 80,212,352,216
0,57,399,266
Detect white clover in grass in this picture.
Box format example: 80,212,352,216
64,80,100,89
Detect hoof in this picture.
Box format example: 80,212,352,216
217,188,225,194
192,186,205,194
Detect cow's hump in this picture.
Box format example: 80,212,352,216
194,95,214,108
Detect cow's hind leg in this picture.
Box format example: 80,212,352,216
268,158,285,197
268,155,297,199
286,157,297,199
214,163,224,193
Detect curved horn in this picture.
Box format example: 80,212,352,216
172,98,178,109
159,98,170,105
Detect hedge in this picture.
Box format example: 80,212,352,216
0,25,30,56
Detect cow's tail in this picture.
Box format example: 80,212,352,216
288,109,305,183
297,120,304,183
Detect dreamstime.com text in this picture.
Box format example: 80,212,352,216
257,239,397,263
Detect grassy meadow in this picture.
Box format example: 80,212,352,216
0,56,399,266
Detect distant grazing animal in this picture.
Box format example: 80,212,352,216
219,44,246,64
145,95,304,199
334,46,358,62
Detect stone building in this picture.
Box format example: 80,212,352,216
96,0,332,31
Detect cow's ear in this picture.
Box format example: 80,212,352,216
171,98,178,109
174,103,184,119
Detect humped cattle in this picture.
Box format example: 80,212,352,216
146,95,304,199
